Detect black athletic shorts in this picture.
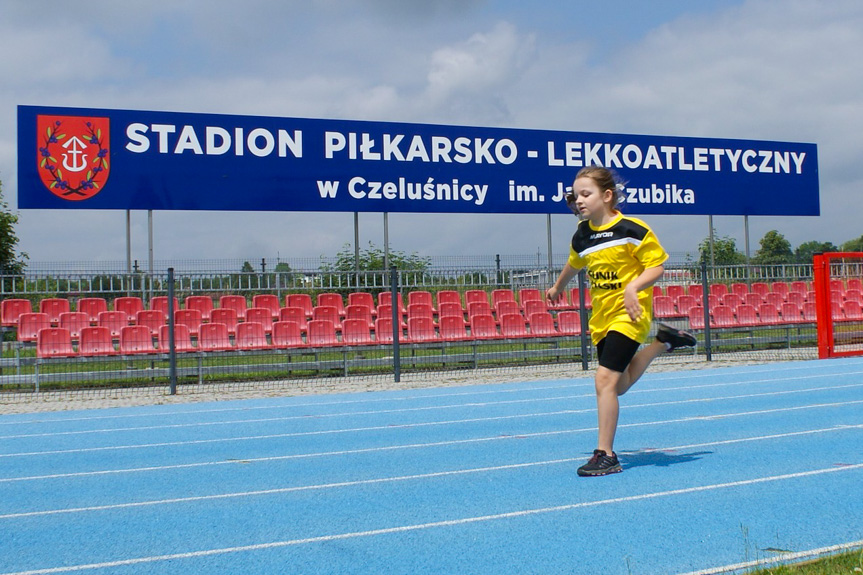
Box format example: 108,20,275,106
596,331,641,373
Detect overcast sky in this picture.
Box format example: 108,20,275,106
1,0,861,268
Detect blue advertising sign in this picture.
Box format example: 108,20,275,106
18,105,819,216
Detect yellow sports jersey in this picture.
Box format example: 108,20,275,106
568,212,668,345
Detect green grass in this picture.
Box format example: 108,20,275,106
748,548,863,574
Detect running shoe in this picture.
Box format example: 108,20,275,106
656,322,698,351
577,449,622,476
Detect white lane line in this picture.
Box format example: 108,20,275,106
1,463,861,575
3,424,861,520
1,383,860,460
2,363,858,431
676,539,863,575
3,378,861,442
0,458,583,520
2,402,860,484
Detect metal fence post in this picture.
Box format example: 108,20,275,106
167,267,177,395
577,269,590,371
390,265,401,383
701,259,712,361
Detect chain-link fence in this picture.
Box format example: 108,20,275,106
1,254,824,402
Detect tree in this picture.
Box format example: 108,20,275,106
322,242,431,273
752,230,793,265
794,240,837,264
697,234,746,266
0,179,28,276
840,235,863,252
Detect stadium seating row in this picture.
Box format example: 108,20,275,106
1,289,593,329
33,310,588,358
686,300,863,330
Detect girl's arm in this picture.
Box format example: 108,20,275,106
546,263,580,304
623,264,664,321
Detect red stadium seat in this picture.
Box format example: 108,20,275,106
499,313,528,338
720,293,743,312
278,307,307,332
136,310,165,338
709,283,729,298
780,302,804,324
317,293,346,317
523,299,548,319
198,323,233,351
342,318,374,346
464,290,489,308
77,297,108,325
758,303,782,326
375,304,406,329
235,322,271,350
842,300,863,322
751,282,770,297
219,295,247,321
184,295,214,322
39,298,70,325
675,295,698,317
373,317,397,343
1,298,32,328
556,311,583,336
36,327,76,358
407,316,439,343
711,305,738,328
113,297,144,324
547,290,570,310
528,312,559,337
438,302,466,326
469,313,500,340
735,304,759,328
345,304,374,329
518,288,543,307
158,324,195,353
665,284,685,304
17,312,51,342
730,283,749,297
59,312,90,340
568,288,592,310
149,296,179,321
377,292,407,315
348,292,376,314
174,309,203,337
119,325,157,355
439,316,469,342
285,293,314,319
467,300,494,320
307,319,339,347
312,305,342,331
252,294,281,320
436,290,463,312
245,307,275,335
653,296,677,319
408,290,436,313
407,303,435,323
271,321,306,349
97,311,129,339
688,306,706,331
491,289,519,313
209,308,238,337
495,300,522,320
78,326,117,356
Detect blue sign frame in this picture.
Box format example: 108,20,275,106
18,105,819,216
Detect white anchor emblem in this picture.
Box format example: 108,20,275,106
61,136,89,172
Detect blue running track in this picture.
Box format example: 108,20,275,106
0,358,861,574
